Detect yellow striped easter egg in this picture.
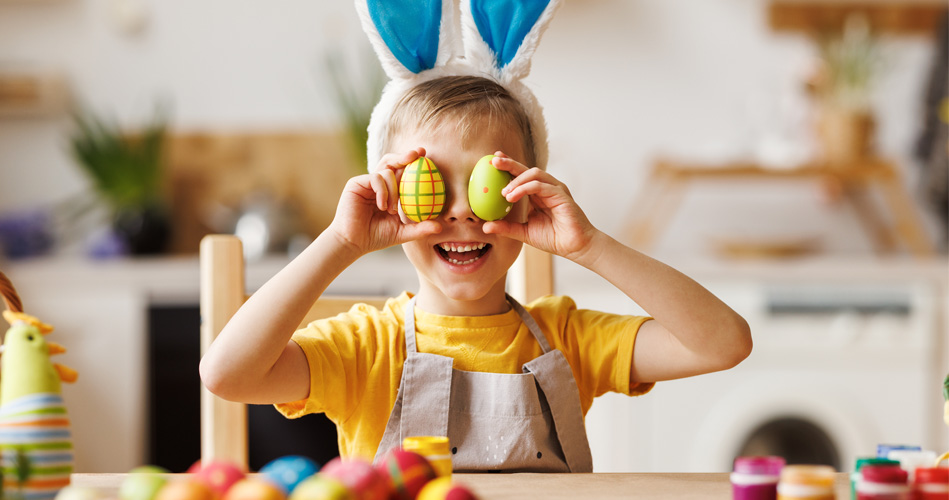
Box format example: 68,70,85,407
399,157,446,222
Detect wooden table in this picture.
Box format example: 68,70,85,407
622,158,936,257
72,472,855,499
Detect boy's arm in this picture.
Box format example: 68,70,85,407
199,229,362,405
574,233,752,384
486,154,751,385
200,148,441,405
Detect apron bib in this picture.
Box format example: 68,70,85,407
372,295,593,473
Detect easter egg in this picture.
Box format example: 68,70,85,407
399,157,446,222
288,476,352,500
320,457,388,500
154,479,215,500
55,486,105,500
222,478,286,500
375,449,438,500
260,455,321,494
193,460,246,497
119,465,170,500
416,477,478,500
467,155,512,221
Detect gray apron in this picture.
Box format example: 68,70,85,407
372,294,594,472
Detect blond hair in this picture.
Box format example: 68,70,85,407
385,75,537,168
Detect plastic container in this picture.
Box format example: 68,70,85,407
777,465,836,500
852,458,900,500
402,436,452,477
876,445,921,459
856,465,909,500
732,456,786,500
913,467,949,500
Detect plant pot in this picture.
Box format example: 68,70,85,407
113,205,170,255
816,108,876,166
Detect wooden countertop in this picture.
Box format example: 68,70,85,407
72,472,855,499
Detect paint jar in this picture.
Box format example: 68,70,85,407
856,465,909,500
777,465,836,500
912,467,949,500
885,450,936,482
852,458,900,500
732,456,785,500
402,436,452,477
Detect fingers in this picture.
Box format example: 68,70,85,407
482,219,527,242
401,219,442,241
368,147,427,213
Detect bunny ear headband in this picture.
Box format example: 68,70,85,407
355,0,562,172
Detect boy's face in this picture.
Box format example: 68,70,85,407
390,118,530,315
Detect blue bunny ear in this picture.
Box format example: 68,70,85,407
356,0,457,78
461,0,561,81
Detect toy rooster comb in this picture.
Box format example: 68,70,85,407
0,270,76,499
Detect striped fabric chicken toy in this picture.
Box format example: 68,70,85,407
0,271,77,500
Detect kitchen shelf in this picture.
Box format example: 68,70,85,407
769,1,947,36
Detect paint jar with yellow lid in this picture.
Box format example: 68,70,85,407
402,436,452,477
778,465,837,500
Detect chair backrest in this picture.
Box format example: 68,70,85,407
198,234,552,469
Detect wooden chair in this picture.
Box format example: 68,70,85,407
198,234,552,469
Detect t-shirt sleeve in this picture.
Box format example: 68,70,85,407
538,296,655,402
274,305,380,423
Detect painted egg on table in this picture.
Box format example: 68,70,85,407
375,449,437,500
222,478,286,500
154,479,215,500
288,475,352,500
320,457,388,500
260,455,321,495
193,460,246,497
416,477,478,500
118,465,170,500
399,157,446,223
467,155,513,221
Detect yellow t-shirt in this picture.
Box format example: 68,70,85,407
275,292,654,461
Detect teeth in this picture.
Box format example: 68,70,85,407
448,257,478,265
439,243,486,252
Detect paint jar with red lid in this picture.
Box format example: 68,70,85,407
913,467,949,500
732,456,786,500
856,465,910,500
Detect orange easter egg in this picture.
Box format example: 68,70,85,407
223,478,286,500
154,479,216,500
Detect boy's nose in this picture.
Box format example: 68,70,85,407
442,183,479,222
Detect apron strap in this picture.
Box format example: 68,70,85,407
506,294,552,354
523,350,594,473
401,296,452,439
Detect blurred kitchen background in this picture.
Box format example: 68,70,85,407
1,0,947,475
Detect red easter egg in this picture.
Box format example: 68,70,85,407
321,457,388,500
194,460,247,497
416,478,478,500
375,450,438,500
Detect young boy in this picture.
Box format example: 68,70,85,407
199,75,752,473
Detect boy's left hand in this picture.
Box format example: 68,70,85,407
483,152,600,264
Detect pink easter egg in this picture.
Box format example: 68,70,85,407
193,460,246,497
321,457,388,500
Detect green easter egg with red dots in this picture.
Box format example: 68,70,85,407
400,157,446,222
468,155,513,221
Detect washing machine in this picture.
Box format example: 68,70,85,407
581,265,947,473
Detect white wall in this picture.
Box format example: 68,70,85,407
0,0,941,257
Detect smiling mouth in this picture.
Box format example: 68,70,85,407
435,242,491,265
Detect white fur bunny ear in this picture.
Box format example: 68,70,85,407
460,0,562,84
355,0,458,80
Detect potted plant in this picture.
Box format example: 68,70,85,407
68,105,171,255
810,14,882,165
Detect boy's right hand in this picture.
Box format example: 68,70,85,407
328,147,442,256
